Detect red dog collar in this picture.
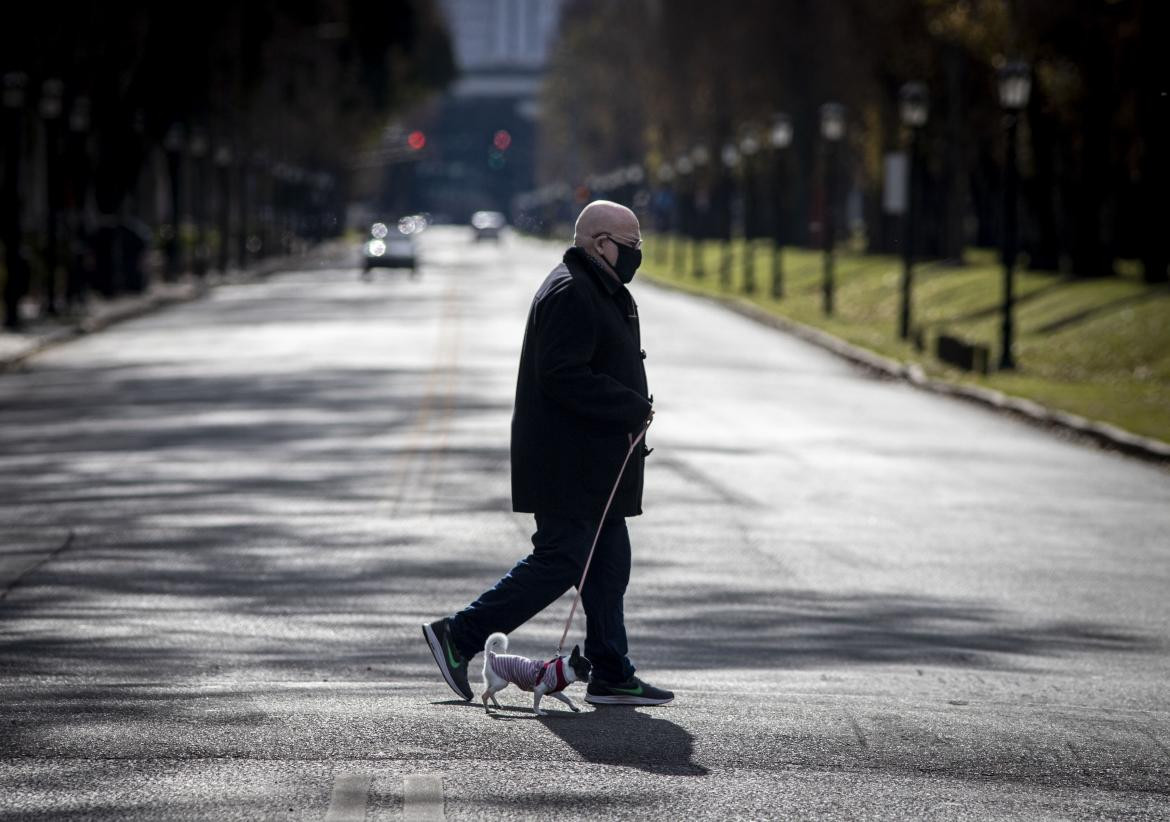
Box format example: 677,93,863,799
537,658,569,693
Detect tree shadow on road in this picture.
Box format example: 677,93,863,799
538,706,709,776
624,586,1157,673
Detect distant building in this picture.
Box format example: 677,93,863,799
403,0,563,221
442,0,562,79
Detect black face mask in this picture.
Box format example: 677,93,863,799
609,240,642,284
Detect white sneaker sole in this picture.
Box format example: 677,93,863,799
585,694,674,706
422,623,472,701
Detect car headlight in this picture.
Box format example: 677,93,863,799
368,240,386,257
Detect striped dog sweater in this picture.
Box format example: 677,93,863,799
488,654,569,693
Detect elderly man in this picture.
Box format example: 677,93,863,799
423,200,673,707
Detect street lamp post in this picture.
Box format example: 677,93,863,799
64,96,90,307
898,82,928,340
655,163,674,266
215,144,233,273
163,124,186,280
739,128,761,295
769,113,792,299
997,61,1031,371
719,141,739,291
40,78,64,315
2,72,28,330
690,145,709,279
820,102,845,316
673,154,693,274
237,144,250,270
189,128,209,276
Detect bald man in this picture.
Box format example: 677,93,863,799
423,201,674,707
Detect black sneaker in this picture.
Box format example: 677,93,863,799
422,618,473,701
585,675,674,706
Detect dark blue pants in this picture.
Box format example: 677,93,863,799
448,514,636,684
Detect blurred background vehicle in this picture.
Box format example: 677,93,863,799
362,221,418,276
470,211,507,242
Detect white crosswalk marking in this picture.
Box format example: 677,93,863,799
323,773,371,822
403,774,446,821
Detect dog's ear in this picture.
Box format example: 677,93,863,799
570,645,580,659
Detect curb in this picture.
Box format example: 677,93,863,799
643,275,1170,467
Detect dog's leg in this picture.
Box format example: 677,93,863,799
481,689,493,714
549,692,580,713
490,681,507,709
533,687,546,716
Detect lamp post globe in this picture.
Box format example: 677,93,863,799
39,78,64,120
769,113,792,150
720,142,739,169
1,71,27,109
820,102,845,142
997,60,1032,111
899,82,929,128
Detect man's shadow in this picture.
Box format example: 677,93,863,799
537,706,708,776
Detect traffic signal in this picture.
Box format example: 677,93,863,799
407,130,426,150
493,129,512,151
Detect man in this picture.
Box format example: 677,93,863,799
423,200,673,707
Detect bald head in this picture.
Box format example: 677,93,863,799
573,200,642,279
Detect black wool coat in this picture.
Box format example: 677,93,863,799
511,246,653,520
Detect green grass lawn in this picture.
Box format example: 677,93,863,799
640,235,1170,445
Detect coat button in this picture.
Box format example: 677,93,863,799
640,349,647,359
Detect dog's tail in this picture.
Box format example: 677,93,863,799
484,632,508,656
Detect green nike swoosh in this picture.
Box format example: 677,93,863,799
610,684,643,695
444,637,461,669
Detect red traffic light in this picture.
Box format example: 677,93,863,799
493,129,512,151
407,130,426,150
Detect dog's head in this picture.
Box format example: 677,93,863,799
566,645,592,682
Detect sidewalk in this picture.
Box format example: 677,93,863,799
0,279,206,371
0,242,355,372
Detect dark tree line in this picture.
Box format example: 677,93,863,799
538,0,1169,284
0,0,454,328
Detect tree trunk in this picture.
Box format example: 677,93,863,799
1023,98,1061,272
940,43,967,263
1138,0,1169,283
1068,30,1116,279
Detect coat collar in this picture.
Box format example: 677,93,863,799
564,246,621,295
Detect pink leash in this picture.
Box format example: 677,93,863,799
555,416,652,656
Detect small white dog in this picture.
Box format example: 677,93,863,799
481,632,592,716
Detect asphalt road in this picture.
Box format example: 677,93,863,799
1,228,1168,820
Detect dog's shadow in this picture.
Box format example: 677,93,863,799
430,698,707,775
432,699,581,722
538,705,709,776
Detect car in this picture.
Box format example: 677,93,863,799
363,221,417,275
470,210,506,242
